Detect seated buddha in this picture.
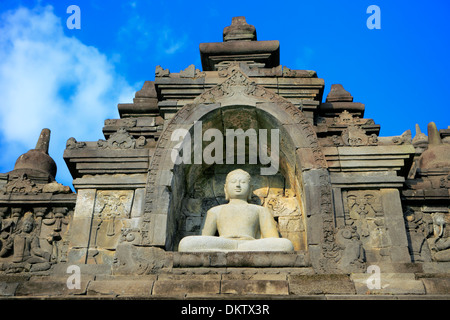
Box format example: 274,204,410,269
178,169,294,252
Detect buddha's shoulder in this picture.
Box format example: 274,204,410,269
207,204,227,213
249,204,270,213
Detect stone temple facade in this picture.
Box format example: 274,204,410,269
0,17,448,299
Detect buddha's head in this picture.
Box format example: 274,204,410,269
224,169,252,201
21,212,34,233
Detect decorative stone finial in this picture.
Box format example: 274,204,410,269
223,16,257,42
11,128,57,182
320,84,364,116
326,84,353,102
412,124,428,146
35,128,50,154
418,122,450,171
427,122,442,146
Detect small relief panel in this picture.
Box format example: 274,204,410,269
343,190,391,261
91,190,134,251
94,190,134,219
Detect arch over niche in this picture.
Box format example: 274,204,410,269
141,68,338,272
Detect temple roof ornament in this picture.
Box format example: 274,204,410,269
9,128,57,183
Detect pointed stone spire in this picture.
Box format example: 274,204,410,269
412,123,428,146
427,122,442,145
35,128,51,154
418,122,450,171
416,124,422,135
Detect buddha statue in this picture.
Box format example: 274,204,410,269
9,212,52,271
178,169,294,252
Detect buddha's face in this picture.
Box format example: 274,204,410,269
225,172,251,200
22,220,33,233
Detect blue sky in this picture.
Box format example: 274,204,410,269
0,0,449,188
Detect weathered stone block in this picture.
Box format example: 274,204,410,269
15,275,92,296
0,282,19,296
158,274,221,281
87,279,154,296
130,188,145,218
67,217,92,249
147,213,168,246
420,278,450,294
422,262,450,273
222,273,286,281
380,188,411,262
67,248,88,264
72,189,96,218
221,280,289,295
173,252,227,267
288,274,356,295
351,273,425,295
152,280,220,296
113,244,172,275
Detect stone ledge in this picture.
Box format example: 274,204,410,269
420,278,450,294
15,275,93,296
87,279,154,297
152,280,221,297
0,267,448,298
221,280,289,295
173,251,310,268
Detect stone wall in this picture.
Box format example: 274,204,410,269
0,16,448,299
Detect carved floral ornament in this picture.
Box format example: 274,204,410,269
1,175,71,194
66,127,146,150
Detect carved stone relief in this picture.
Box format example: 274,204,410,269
342,125,378,147
90,190,134,253
427,211,450,262
97,127,146,149
41,207,71,264
404,208,432,262
0,175,72,195
0,207,72,272
343,190,390,262
334,225,365,272
404,207,450,262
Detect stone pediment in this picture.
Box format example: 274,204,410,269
193,64,289,107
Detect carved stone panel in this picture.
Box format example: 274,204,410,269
89,190,134,263
0,206,73,272
343,190,391,262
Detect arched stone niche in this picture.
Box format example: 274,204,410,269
141,68,338,271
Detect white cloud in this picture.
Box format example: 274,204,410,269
160,27,188,55
0,5,136,188
116,8,188,58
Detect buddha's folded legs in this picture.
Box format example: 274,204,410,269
178,235,238,252
178,235,294,252
237,237,294,252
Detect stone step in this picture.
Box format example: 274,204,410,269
351,273,426,295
